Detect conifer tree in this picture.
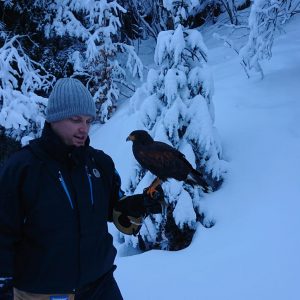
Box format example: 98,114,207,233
46,0,143,122
125,0,226,250
0,0,143,130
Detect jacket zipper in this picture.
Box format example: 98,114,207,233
58,171,74,209
85,166,94,206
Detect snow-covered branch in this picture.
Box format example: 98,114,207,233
239,0,298,78
0,34,54,142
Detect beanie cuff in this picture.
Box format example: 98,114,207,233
46,109,96,122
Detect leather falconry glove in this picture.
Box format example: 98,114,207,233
113,185,164,236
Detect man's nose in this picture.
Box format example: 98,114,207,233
79,122,89,133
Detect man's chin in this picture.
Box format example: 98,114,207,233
73,139,86,147
74,143,85,147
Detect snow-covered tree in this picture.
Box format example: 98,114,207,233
119,0,205,39
120,0,167,39
0,34,54,143
240,0,300,78
46,0,143,123
0,0,143,125
124,0,227,250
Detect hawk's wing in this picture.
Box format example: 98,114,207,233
133,141,192,180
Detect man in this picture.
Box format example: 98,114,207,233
0,78,163,300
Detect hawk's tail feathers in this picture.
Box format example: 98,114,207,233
186,169,212,193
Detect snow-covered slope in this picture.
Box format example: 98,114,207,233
90,15,300,300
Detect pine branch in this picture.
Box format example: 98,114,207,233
114,78,136,93
129,0,158,40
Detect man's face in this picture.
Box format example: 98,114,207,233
51,115,93,147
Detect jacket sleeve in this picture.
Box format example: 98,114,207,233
107,169,124,222
0,157,24,277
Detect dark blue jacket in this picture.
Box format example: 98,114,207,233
0,123,120,294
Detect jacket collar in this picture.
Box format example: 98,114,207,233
30,122,90,167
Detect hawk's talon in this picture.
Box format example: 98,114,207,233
146,186,158,198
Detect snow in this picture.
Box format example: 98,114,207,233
89,14,300,300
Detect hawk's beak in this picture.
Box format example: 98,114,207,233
126,135,133,142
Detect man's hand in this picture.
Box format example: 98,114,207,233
114,185,164,218
113,185,165,235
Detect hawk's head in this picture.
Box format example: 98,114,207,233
126,130,154,145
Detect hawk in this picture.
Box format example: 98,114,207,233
126,130,211,196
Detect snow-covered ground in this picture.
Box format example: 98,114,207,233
90,15,300,300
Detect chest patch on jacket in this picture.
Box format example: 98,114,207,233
92,168,101,178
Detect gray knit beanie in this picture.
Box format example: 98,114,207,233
46,78,96,122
